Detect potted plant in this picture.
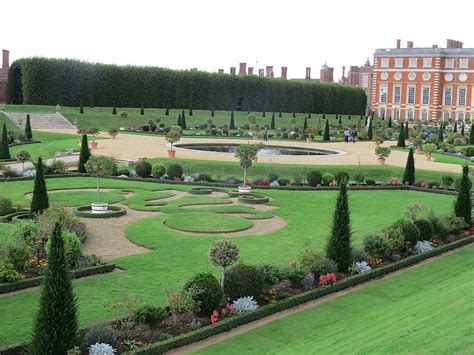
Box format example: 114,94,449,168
118,111,127,130
411,135,423,154
247,114,257,139
375,146,391,165
108,127,118,139
304,128,316,143
422,143,437,161
166,125,182,158
235,143,260,193
374,136,384,147
88,128,100,149
84,155,116,213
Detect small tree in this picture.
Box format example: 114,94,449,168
470,123,474,144
279,111,282,118
235,143,259,187
31,223,78,354
461,123,465,136
140,104,144,115
338,114,342,126
397,122,406,147
118,111,127,128
422,143,437,158
78,134,90,173
454,165,472,225
388,116,392,128
229,110,235,130
326,181,352,272
16,150,31,173
79,100,84,114
271,112,276,129
262,110,266,118
438,125,444,143
30,157,49,217
25,114,33,141
292,112,296,118
209,239,239,287
85,155,116,203
112,103,117,115
181,110,187,129
211,108,215,117
303,117,308,131
323,119,330,141
367,118,373,140
165,108,169,116
166,125,182,150
308,112,312,118
189,107,193,116
317,116,323,134
0,124,11,159
177,114,182,128
453,121,458,133
403,148,415,185
405,121,409,139
87,127,100,143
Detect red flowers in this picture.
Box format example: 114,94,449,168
319,273,337,286
210,304,235,325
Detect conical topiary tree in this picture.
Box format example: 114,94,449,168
112,103,117,115
0,124,11,159
229,110,235,130
405,121,409,139
397,122,406,147
323,113,326,120
79,100,84,114
211,109,215,117
30,157,49,217
438,125,444,143
454,121,457,133
338,114,342,126
189,108,193,116
308,112,312,118
403,148,415,185
454,165,472,225
367,118,373,140
461,123,465,136
140,104,144,115
271,112,275,129
177,114,182,128
326,181,352,272
181,110,187,129
78,134,90,173
31,223,78,354
470,123,474,144
292,112,296,118
388,116,392,128
25,114,33,141
165,108,169,116
303,117,308,131
348,114,351,120
262,111,266,118
279,111,282,118
323,119,330,141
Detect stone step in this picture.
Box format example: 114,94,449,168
4,112,75,129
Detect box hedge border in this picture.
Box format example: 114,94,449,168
72,205,127,218
132,236,474,354
0,263,115,294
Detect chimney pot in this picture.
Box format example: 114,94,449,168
2,50,9,69
396,39,401,49
407,41,414,49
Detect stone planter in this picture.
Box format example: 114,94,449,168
91,141,98,149
377,157,386,165
425,154,432,161
253,157,258,163
238,186,252,194
168,149,176,158
306,138,312,143
110,134,117,139
91,202,109,213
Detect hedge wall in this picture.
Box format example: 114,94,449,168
7,58,367,114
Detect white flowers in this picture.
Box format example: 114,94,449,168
232,296,259,314
414,240,433,254
89,343,116,355
354,261,372,274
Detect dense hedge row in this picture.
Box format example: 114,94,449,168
7,58,366,114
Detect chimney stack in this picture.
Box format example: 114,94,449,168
265,66,274,77
230,67,236,75
281,66,287,79
305,67,311,80
342,66,346,79
239,62,247,76
218,69,224,74
2,50,9,69
248,67,253,75
258,69,264,77
396,39,401,49
407,41,414,49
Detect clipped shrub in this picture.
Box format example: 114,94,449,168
84,321,118,347
334,171,350,184
267,173,279,183
442,215,468,234
48,160,67,174
362,233,392,258
427,211,449,239
299,241,324,274
256,263,284,290
117,167,130,176
133,304,166,327
184,273,223,316
320,258,338,274
167,163,183,180
0,197,13,216
413,219,433,241
277,178,290,186
46,230,82,269
0,235,29,270
151,163,166,178
390,219,421,247
0,261,22,282
135,160,152,178
384,226,409,253
321,173,335,186
441,175,454,189
306,170,323,187
198,173,213,182
365,178,376,186
224,264,263,301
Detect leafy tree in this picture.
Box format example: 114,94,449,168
229,110,235,129
438,125,444,143
323,119,330,141
165,108,169,116
367,118,373,140
16,150,31,173
0,124,11,159
79,100,84,114
140,104,144,115
165,125,182,150
470,123,474,144
31,223,78,354
403,148,415,185
454,165,472,225
405,121,409,139
397,122,406,147
25,114,33,141
326,182,352,272
209,239,239,287
271,112,275,129
30,157,49,217
78,134,90,173
85,155,116,203
388,116,392,128
303,117,308,131
235,144,260,187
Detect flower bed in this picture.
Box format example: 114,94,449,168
73,205,127,218
238,193,270,204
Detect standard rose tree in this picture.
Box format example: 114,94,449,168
234,143,260,191
209,239,239,287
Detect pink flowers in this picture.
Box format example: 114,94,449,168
319,273,337,286
210,304,236,325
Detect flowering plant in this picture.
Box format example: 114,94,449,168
210,304,236,325
319,273,337,286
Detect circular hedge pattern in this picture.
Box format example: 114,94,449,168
238,193,270,204
188,188,213,195
39,191,125,207
73,205,127,218
164,212,252,233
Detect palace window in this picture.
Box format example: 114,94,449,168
423,58,432,68
393,87,401,104
380,86,388,103
409,58,417,67
458,112,465,121
407,87,415,104
459,59,469,69
393,109,399,120
407,110,414,120
444,88,452,106
445,59,454,69
381,58,389,68
443,112,450,121
422,87,430,105
395,58,403,68
458,88,466,106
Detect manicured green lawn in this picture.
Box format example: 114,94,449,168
164,212,253,233
0,223,14,236
45,190,125,206
390,146,472,166
0,177,457,347
197,246,474,354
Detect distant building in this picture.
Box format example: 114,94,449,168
320,62,334,83
340,59,373,114
0,49,10,103
372,39,474,121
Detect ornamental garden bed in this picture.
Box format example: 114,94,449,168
73,205,127,218
238,193,270,204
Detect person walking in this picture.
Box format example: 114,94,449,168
263,127,269,142
351,128,358,143
343,128,350,143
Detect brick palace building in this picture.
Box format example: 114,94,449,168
0,49,9,103
371,39,474,121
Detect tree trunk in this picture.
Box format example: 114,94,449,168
96,175,101,202
243,167,247,187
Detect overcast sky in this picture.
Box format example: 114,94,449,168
2,0,473,80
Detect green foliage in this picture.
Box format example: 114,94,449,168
299,241,324,274
470,123,474,144
388,116,392,128
321,172,335,185
390,219,421,247
84,321,117,347
46,230,82,269
184,273,223,316
30,157,49,217
112,104,117,115
25,114,33,140
229,110,235,130
443,214,468,234
0,124,10,159
31,223,78,354
414,219,433,240
135,160,152,178
403,148,415,185
323,119,330,141
334,171,350,184
0,234,29,270
49,159,67,174
85,155,116,177
423,143,437,156
140,104,145,115
454,166,472,225
362,233,392,258
151,163,166,178
405,122,409,139
133,304,166,327
166,125,182,146
209,239,239,287
306,170,323,187
397,122,406,147
0,197,13,215
326,183,352,272
79,101,84,114
0,261,22,282
270,112,275,129
224,264,263,301
235,144,259,162
367,119,373,140
384,226,409,252
78,134,90,174
438,125,444,142
256,263,284,290
167,163,183,180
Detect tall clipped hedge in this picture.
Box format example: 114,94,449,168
7,58,366,114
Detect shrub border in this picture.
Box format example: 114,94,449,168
132,236,474,354
238,193,270,204
72,205,127,218
188,187,213,195
0,263,115,294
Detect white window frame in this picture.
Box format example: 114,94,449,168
444,88,452,106
393,109,399,120
459,59,469,69
458,88,467,106
421,111,428,120
445,59,454,69
395,58,403,68
362,74,369,88
409,58,417,68
443,112,450,121
407,110,414,120
380,85,388,104
393,86,401,104
381,58,389,68
407,86,416,104
379,109,386,119
457,112,465,121
422,87,430,105
423,58,432,68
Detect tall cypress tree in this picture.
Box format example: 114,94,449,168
112,103,117,115
165,108,169,116
388,116,392,128
323,113,326,120
181,112,187,129
189,108,193,116
140,104,145,115
78,134,90,173
367,119,373,140
30,157,49,217
405,122,409,139
438,125,444,143
303,117,308,131
454,165,472,225
229,110,235,130
292,112,295,118
470,123,474,144
338,114,342,126
262,111,266,118
211,109,215,117
397,122,406,147
348,114,351,120
279,111,282,118
271,112,275,129
403,148,415,185
79,100,84,114
326,182,352,272
323,119,330,141
31,223,78,354
177,114,182,128
461,123,465,136
454,121,458,133
308,112,312,118
25,114,33,141
0,124,10,159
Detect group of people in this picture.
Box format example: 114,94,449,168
343,128,358,143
